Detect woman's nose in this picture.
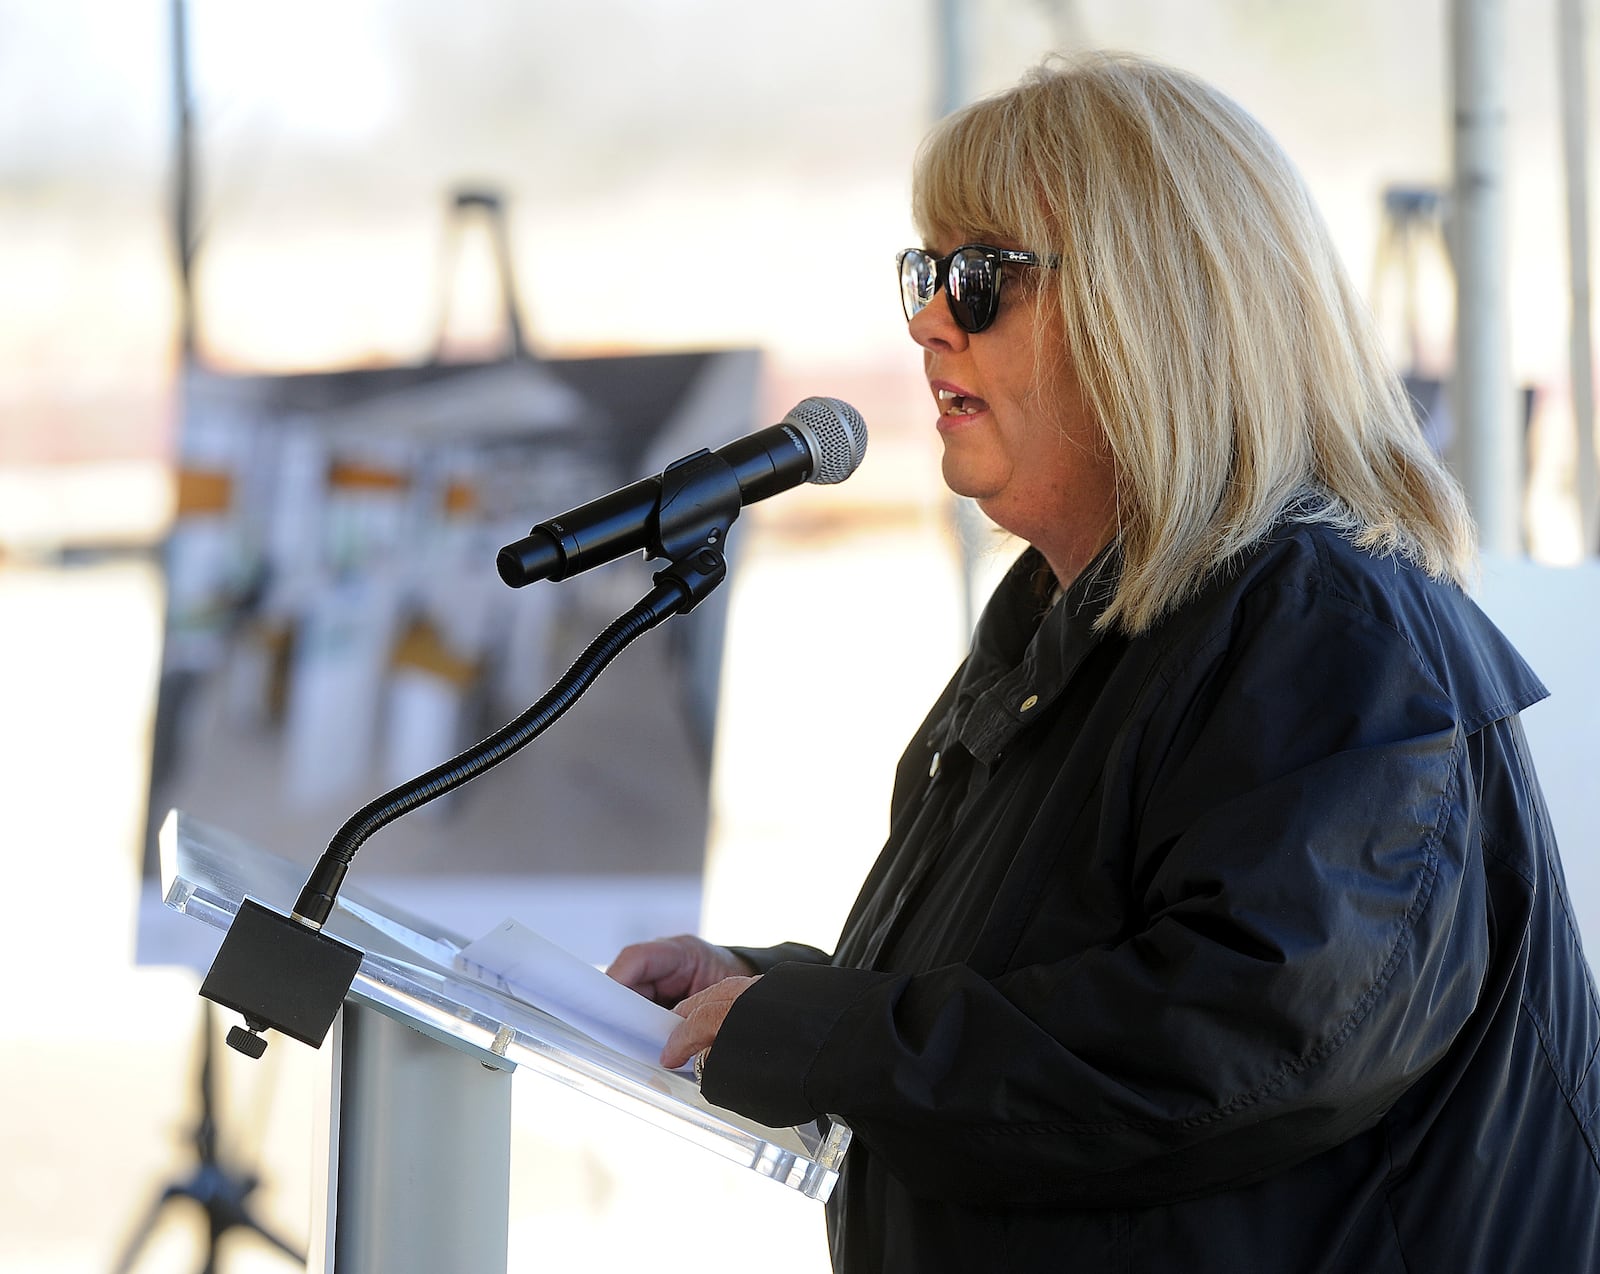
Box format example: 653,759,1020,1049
907,295,968,353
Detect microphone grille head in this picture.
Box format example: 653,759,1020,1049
784,397,868,485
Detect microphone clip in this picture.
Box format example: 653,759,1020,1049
650,449,743,563
640,450,738,614
652,545,728,614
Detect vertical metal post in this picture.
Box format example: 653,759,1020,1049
936,0,970,117
1451,0,1522,554
312,1003,513,1274
1559,0,1599,554
171,0,197,361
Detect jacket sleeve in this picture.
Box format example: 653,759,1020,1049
701,578,1494,1207
725,942,831,975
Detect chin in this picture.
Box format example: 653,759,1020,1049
939,454,1002,504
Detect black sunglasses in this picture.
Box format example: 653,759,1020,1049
896,243,1059,333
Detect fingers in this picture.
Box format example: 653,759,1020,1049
605,938,692,1005
660,975,759,1071
606,934,710,1005
606,935,755,1007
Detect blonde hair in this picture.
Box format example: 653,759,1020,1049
912,52,1477,634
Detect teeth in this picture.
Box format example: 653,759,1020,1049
936,388,981,416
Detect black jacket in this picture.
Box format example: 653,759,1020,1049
706,522,1600,1272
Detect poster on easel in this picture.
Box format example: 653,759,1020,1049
140,325,761,966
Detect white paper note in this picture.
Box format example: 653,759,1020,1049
456,918,690,1072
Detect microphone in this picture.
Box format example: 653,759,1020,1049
497,396,868,586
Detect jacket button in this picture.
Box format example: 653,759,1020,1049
928,751,942,778
1020,694,1039,712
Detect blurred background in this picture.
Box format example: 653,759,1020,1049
3,0,1598,1270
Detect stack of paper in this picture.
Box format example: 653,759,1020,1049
455,918,691,1073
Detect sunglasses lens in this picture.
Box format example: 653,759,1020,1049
899,250,936,321
946,248,996,333
897,246,1006,332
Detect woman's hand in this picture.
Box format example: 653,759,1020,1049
605,934,754,1008
661,975,760,1071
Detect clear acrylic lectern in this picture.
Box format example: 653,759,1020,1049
160,809,850,1274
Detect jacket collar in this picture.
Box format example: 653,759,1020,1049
943,541,1120,766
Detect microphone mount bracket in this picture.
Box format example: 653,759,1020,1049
653,545,727,614
650,449,744,565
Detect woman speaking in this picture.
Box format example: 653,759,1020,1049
609,52,1600,1272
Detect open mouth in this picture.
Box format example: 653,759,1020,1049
937,388,989,416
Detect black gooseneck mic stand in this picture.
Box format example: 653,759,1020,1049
293,546,728,934
111,1001,305,1273
200,446,744,1060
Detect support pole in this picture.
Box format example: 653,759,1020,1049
171,0,197,362
1451,0,1522,554
313,1003,513,1274
1559,0,1599,554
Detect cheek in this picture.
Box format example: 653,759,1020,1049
992,344,1052,414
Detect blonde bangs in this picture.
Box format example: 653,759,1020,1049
913,94,1049,250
